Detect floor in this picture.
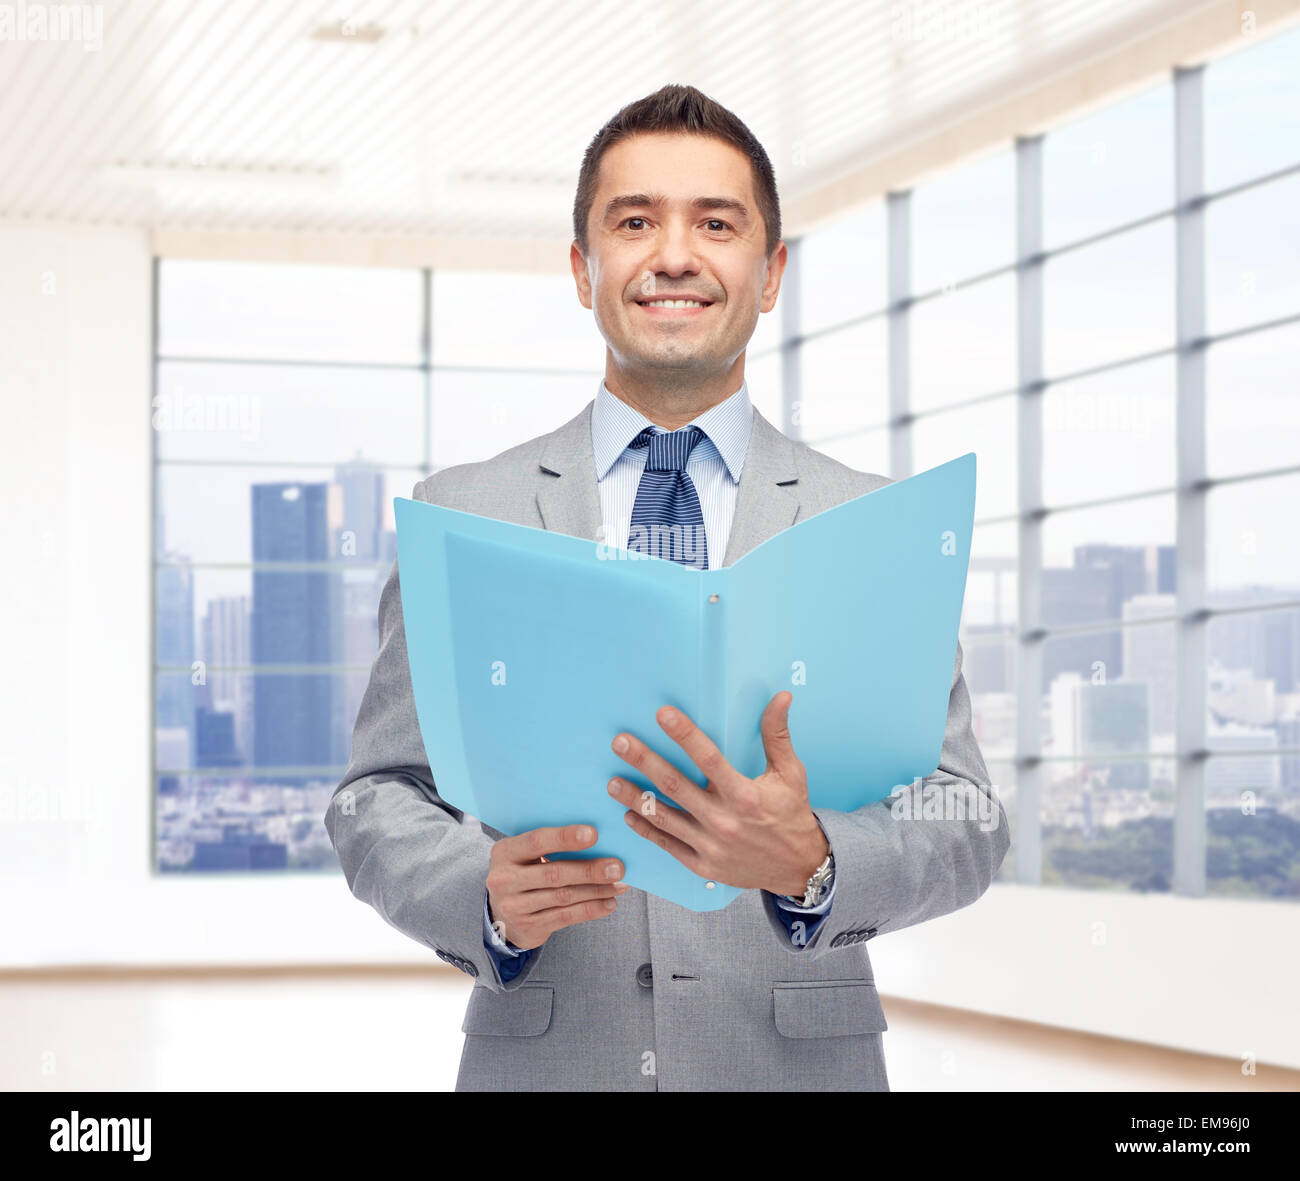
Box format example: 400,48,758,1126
4,966,1296,1092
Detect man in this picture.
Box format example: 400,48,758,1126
325,83,1009,1092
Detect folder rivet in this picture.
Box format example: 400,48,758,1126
708,594,719,603
705,880,716,889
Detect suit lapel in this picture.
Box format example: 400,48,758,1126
535,398,802,565
720,407,801,565
536,401,604,542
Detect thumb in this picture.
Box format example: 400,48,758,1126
761,691,803,781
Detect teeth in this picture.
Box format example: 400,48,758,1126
641,299,707,308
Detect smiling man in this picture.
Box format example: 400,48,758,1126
325,83,1009,1092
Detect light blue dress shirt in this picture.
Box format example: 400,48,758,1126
483,378,836,973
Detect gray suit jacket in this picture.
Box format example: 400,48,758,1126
325,400,1010,1092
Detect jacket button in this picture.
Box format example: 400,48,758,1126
635,962,653,988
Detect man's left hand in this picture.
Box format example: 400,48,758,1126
606,691,829,896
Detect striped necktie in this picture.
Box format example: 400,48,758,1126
626,425,709,569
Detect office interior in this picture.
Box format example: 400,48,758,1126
2,0,1299,1090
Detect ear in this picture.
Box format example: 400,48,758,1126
571,241,593,310
760,240,787,314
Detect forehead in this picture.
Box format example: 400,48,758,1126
595,132,754,200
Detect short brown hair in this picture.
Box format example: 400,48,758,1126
572,83,782,260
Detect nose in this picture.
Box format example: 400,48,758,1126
644,217,703,285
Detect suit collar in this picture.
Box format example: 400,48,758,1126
590,380,753,484
537,398,800,566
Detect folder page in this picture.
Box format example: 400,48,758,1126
720,451,977,815
394,498,739,909
393,450,975,912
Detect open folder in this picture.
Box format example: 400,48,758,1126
394,451,976,912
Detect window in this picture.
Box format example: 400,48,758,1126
910,147,1015,294
910,273,1017,411
789,27,1300,899
1204,23,1300,191
154,27,1300,892
1042,218,1175,378
1205,170,1300,335
1198,29,1300,900
1042,81,1173,249
796,320,887,439
152,262,601,872
797,200,887,333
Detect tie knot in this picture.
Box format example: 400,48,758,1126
631,425,705,473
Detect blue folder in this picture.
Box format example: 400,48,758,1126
394,451,976,912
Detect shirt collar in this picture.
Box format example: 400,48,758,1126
590,378,753,483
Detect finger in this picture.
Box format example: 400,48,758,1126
516,855,625,892
654,705,742,801
760,691,803,781
623,807,703,874
607,775,701,847
500,823,598,865
531,895,621,935
512,880,629,917
610,730,714,822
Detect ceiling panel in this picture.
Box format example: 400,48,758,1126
0,0,1251,238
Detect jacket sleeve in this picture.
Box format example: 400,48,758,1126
323,479,545,993
761,637,1010,957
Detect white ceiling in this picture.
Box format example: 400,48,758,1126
0,0,1260,239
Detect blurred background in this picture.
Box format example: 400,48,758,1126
2,0,1298,1091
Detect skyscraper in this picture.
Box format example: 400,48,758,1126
251,482,342,768
1122,594,1177,740
333,457,392,747
201,593,251,763
156,550,196,785
333,453,385,561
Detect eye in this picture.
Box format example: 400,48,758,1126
705,219,731,232
621,217,648,231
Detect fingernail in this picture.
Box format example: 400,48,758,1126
661,708,677,725
605,863,622,879
613,736,629,754
576,825,594,843
603,898,617,910
613,882,630,892
607,779,620,795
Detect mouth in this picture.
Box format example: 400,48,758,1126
635,298,715,315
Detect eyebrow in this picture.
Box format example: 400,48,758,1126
602,193,752,226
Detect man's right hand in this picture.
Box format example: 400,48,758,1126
486,824,628,951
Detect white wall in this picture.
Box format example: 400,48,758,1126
0,222,416,970
1,222,1297,1070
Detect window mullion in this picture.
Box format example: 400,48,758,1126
782,237,803,440
422,267,433,477
1174,65,1209,897
1015,133,1045,885
887,190,911,479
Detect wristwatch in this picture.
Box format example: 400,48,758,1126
784,851,835,908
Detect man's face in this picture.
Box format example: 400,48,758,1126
573,132,784,382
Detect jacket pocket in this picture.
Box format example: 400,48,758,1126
772,981,888,1038
460,984,554,1037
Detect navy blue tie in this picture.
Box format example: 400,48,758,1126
626,425,709,569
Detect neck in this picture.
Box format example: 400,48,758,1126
604,368,743,432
